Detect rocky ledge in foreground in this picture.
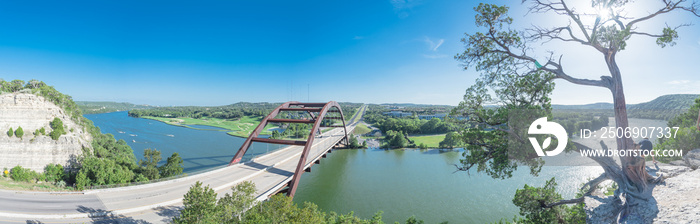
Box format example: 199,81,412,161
585,150,700,224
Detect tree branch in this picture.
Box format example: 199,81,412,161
626,0,699,30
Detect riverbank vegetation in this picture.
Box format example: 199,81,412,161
0,79,185,190
77,101,156,114
655,96,700,162
129,102,362,138
144,115,278,137
173,181,425,224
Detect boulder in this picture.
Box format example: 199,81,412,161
669,160,688,167
684,148,700,169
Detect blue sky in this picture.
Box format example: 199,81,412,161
1,0,699,106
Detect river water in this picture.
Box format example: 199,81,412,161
83,111,284,173
85,112,666,223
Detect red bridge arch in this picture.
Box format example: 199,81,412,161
229,101,349,197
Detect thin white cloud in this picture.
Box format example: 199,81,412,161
390,0,421,18
423,37,444,51
353,36,365,40
667,80,691,85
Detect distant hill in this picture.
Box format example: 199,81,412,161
77,101,157,114
553,94,700,120
553,94,699,110
627,94,699,110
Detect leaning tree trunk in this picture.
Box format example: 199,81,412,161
604,50,657,223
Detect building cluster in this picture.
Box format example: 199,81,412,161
382,110,447,120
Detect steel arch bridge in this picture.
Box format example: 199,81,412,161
229,101,350,197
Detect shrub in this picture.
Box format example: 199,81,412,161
15,126,23,139
49,117,66,140
44,164,65,183
34,127,47,136
56,180,67,188
10,166,41,182
7,127,13,137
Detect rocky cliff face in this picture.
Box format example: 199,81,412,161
0,92,90,172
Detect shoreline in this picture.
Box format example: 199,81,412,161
140,116,271,138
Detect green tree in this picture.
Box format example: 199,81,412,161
75,171,88,190
270,130,282,139
14,126,23,139
7,127,13,137
418,143,428,149
139,148,162,180
44,164,65,183
453,1,698,221
218,181,257,222
383,130,407,149
173,181,221,224
159,152,184,178
438,132,460,149
348,135,361,149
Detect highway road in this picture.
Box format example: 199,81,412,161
0,105,366,223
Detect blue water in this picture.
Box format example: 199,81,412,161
84,111,283,173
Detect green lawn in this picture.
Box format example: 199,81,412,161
143,115,278,138
353,123,371,135
408,134,446,148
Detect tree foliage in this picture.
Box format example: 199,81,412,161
657,96,700,157
348,135,362,149
160,152,184,178
10,165,42,182
139,148,162,180
7,127,13,137
49,117,66,140
510,178,585,224
173,181,220,224
438,132,460,149
14,126,24,139
383,130,408,149
172,181,421,224
43,163,66,183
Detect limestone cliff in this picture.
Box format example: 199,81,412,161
0,92,91,172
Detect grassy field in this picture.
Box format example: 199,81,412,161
353,123,371,135
0,177,72,191
408,134,446,148
143,115,278,138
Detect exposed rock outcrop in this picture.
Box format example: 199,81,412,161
585,165,700,223
684,148,700,169
0,92,90,172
